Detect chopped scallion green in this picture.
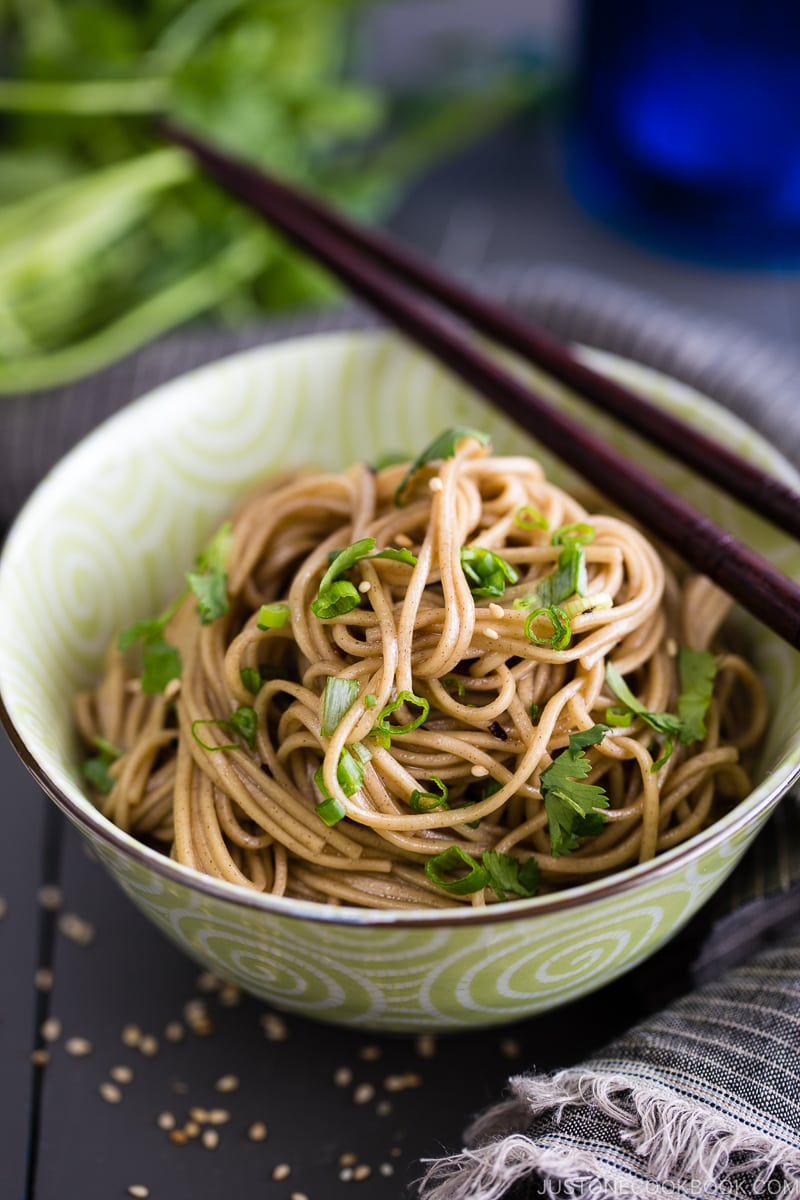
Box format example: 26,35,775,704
460,546,519,599
524,605,572,650
257,603,290,629
321,676,361,737
394,427,490,505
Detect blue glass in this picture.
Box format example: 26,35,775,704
566,1,800,267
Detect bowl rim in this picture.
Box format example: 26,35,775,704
2,330,799,930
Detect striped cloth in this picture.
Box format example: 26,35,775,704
418,932,800,1199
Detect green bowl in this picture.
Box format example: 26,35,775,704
2,331,799,1032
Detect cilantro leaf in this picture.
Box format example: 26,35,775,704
186,521,232,625
140,635,181,695
395,427,490,505
605,662,684,743
482,849,539,900
82,736,123,795
540,725,610,856
677,648,717,744
312,538,417,620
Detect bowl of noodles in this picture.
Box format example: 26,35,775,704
1,330,799,1032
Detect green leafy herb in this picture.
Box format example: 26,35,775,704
540,724,610,856
481,849,540,901
191,705,258,752
119,603,183,695
677,648,717,744
460,546,519,599
514,543,588,612
524,605,572,650
321,676,361,737
605,662,684,766
409,776,449,812
373,691,430,747
257,603,290,630
82,736,123,795
394,427,490,505
312,538,417,619
514,505,548,531
185,522,232,625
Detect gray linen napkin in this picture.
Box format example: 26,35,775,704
418,930,800,1200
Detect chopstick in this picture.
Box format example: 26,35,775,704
161,121,800,651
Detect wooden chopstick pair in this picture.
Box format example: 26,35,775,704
161,121,800,651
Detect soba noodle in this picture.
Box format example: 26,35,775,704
75,431,767,909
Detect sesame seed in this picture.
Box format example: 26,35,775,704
31,1049,50,1067
357,1043,381,1062
357,580,372,594
191,1017,214,1036
379,1163,395,1177
164,1021,184,1044
65,1037,92,1057
383,1072,422,1092
99,1082,122,1104
214,1073,239,1093
122,1024,141,1048
37,884,63,911
415,1033,437,1059
157,1112,176,1131
201,1129,219,1150
429,477,443,493
339,1168,354,1182
353,1083,375,1105
34,967,54,992
261,1013,289,1042
484,627,500,640
339,1152,358,1167
488,603,505,619
218,984,241,1008
184,1121,200,1139
169,1129,188,1146
110,1065,134,1084
470,764,489,778
183,999,208,1021
41,1017,61,1042
190,1107,211,1123
353,1164,372,1182
196,971,220,993
290,1193,309,1200
127,1187,149,1199
375,1100,392,1117
393,533,413,547
390,1146,402,1158
333,1066,353,1088
58,912,95,946
139,1035,159,1058
164,677,181,701
500,1037,521,1060
248,1121,268,1142
208,1108,230,1125
272,1163,291,1181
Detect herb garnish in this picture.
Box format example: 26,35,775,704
82,736,123,795
514,542,588,612
409,776,449,812
372,690,429,748
605,662,684,768
394,427,490,505
311,537,417,619
524,605,571,650
460,546,519,599
185,522,232,625
118,611,182,695
424,846,539,899
321,677,361,737
605,650,718,767
257,603,290,629
514,505,548,531
540,724,610,856
191,705,258,752
313,742,372,825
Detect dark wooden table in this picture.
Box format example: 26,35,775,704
3,8,800,1196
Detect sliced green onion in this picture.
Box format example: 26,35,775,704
530,703,541,724
191,721,239,752
191,705,257,752
310,580,361,620
424,846,490,895
441,676,466,697
365,693,377,709
376,691,430,737
313,767,347,826
605,704,634,727
337,747,365,796
514,505,548,531
524,605,572,650
395,427,490,505
240,667,263,694
257,602,290,629
351,741,372,766
460,546,520,599
409,776,449,812
552,522,595,547
561,591,613,620
513,544,587,612
321,676,361,736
